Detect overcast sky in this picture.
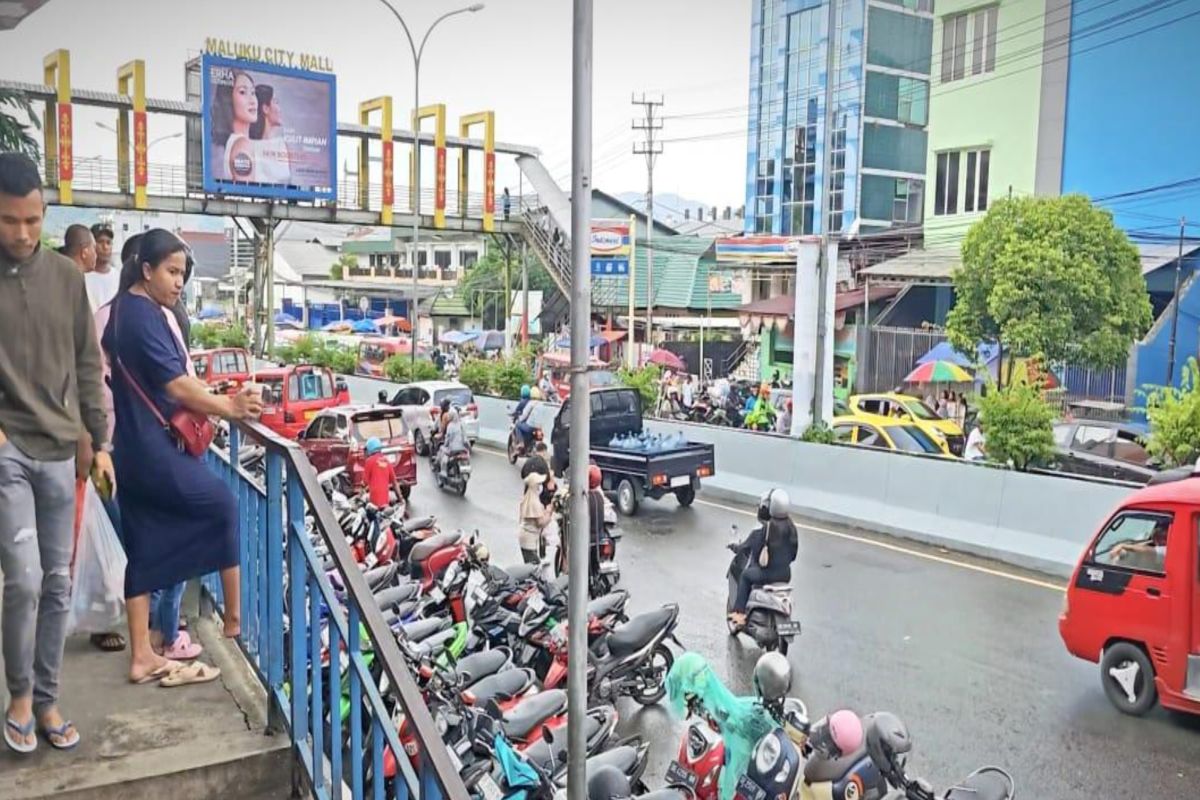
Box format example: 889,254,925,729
0,0,753,209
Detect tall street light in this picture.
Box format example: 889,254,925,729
375,0,485,365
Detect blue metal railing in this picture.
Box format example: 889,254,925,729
203,422,468,800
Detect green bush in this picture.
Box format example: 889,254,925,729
383,356,440,384
1142,357,1200,467
192,322,249,350
326,347,359,375
799,423,836,444
616,364,661,413
458,359,494,396
975,382,1056,470
493,357,533,400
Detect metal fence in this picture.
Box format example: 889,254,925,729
204,423,467,800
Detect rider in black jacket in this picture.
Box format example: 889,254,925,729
729,488,798,627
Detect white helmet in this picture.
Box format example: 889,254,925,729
753,651,792,703
757,488,791,522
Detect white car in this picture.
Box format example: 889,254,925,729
383,380,480,454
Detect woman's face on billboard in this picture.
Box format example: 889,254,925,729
265,96,283,126
232,73,258,125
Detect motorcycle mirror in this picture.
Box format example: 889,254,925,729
485,698,503,720
541,724,555,745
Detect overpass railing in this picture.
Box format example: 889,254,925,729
204,421,467,800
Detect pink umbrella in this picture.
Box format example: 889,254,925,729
647,349,686,371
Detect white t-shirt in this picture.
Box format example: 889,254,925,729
86,268,122,312
964,427,986,460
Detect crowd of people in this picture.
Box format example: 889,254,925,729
0,152,263,755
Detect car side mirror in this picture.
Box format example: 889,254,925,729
297,429,306,440
336,380,349,393
378,390,389,404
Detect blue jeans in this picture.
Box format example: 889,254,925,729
150,582,186,647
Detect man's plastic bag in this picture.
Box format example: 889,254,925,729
68,482,127,633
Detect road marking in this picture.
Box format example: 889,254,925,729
473,443,1066,593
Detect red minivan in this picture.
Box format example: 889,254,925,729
299,405,416,498
1059,470,1200,716
255,365,351,439
191,347,251,394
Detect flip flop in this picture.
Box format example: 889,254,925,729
40,720,80,751
131,659,184,685
159,662,221,688
90,632,127,652
162,631,203,661
4,716,36,754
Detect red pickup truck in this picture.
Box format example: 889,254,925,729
255,364,350,440
298,405,416,498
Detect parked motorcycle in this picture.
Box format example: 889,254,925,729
866,713,1016,800
552,487,621,598
726,525,800,654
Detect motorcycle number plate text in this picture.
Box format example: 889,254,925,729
429,586,446,605
666,760,699,789
527,594,546,614
477,774,503,800
735,774,767,800
777,620,802,637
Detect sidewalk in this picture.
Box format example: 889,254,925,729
0,598,291,800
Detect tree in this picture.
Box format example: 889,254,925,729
1142,357,1200,467
330,253,357,281
459,240,558,327
946,195,1152,372
0,89,40,160
975,383,1056,470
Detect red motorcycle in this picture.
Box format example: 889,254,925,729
666,696,725,800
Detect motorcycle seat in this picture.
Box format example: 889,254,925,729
408,530,463,563
639,791,691,800
943,768,1014,800
803,742,870,785
601,605,677,660
466,668,534,705
401,515,435,533
361,563,400,592
454,648,511,685
496,563,541,584
587,590,628,620
522,711,604,771
382,599,419,626
584,744,640,775
761,583,792,595
374,582,420,610
501,688,568,741
399,615,450,643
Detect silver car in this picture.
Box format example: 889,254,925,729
384,380,480,454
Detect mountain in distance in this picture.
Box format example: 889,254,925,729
614,191,721,224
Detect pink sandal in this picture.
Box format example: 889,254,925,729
161,631,202,661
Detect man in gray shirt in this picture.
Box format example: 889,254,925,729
0,152,113,753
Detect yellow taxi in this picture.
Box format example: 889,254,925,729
831,414,952,457
848,392,965,456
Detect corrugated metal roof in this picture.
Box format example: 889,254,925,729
595,236,738,311
858,248,961,282
1137,242,1200,274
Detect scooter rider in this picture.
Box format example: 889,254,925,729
431,397,452,457
436,407,468,475
557,464,607,575
512,384,536,451
728,489,798,628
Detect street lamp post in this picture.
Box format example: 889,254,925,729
375,0,485,366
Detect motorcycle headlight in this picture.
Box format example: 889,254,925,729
754,732,781,773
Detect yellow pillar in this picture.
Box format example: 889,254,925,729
411,104,447,229
359,97,394,225
43,49,72,204
117,60,147,209
458,111,496,232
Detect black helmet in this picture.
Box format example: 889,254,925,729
587,765,632,800
864,711,912,786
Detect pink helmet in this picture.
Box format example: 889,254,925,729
828,709,864,755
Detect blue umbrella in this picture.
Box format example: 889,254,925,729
352,318,379,334
441,330,479,345
554,333,606,349
274,312,300,325
197,306,225,320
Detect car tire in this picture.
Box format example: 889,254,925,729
1101,642,1157,716
616,479,639,516
413,429,427,456
675,486,696,507
507,433,519,465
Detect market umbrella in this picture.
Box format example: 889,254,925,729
903,360,973,383
351,318,379,334
376,314,412,333
197,306,225,320
647,349,686,371
322,320,352,332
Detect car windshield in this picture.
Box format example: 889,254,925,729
353,414,409,442
434,387,474,408
259,377,284,406
901,399,941,421
591,371,617,387
888,424,943,454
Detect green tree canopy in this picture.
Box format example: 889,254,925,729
458,240,558,326
330,253,358,280
1142,357,1200,468
0,89,41,160
946,195,1152,370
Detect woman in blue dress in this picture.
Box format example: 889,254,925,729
103,229,262,685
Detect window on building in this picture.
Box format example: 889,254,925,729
865,73,929,126
941,12,968,83
972,5,998,75
956,148,990,213
434,250,452,270
459,249,479,269
934,151,960,216
867,7,933,74
876,0,934,10
862,123,927,174
862,175,924,225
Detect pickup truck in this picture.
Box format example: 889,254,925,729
550,386,716,515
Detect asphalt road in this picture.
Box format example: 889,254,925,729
404,446,1200,800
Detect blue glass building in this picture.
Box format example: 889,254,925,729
745,0,933,236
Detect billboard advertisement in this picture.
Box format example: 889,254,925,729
200,54,336,201
590,220,631,276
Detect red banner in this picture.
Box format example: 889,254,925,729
56,103,73,181
133,111,148,187
381,140,394,206
484,152,496,215
435,147,447,212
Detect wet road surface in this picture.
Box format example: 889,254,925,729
406,445,1200,799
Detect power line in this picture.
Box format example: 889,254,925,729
633,92,665,346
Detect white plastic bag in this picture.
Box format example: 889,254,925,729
68,482,127,634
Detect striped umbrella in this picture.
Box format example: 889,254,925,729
903,360,973,383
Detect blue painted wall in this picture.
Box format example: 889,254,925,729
1061,2,1200,230
1134,257,1200,395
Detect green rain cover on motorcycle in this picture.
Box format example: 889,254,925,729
666,651,778,800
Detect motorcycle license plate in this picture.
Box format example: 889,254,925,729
665,761,699,790
599,562,620,576
526,593,546,614
477,774,503,800
670,474,691,488
777,620,802,637
735,774,767,800
429,585,446,604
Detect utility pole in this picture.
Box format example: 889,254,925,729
1166,216,1187,385
813,0,839,424
568,2,593,798
633,93,663,350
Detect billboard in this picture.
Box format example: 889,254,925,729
715,235,813,264
200,54,336,201
590,220,631,276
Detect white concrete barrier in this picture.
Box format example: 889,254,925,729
340,372,1134,577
